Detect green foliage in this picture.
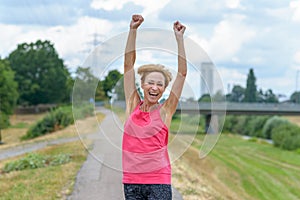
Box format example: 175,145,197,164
3,153,71,173
102,69,122,98
262,116,289,139
113,75,125,100
23,107,67,139
0,112,10,129
262,89,279,103
232,115,250,135
198,93,211,102
72,103,94,120
222,115,238,133
248,116,270,137
22,104,94,139
244,68,257,102
73,66,98,103
290,91,300,103
223,115,270,137
8,40,71,105
272,123,300,151
0,59,19,116
227,85,245,102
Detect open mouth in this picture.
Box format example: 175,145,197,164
149,92,159,97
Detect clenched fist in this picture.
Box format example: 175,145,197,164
130,14,144,29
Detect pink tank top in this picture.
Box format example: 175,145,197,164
122,101,171,184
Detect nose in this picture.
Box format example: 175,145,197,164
151,84,158,90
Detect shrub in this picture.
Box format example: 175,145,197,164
222,115,238,133
22,106,73,139
3,153,71,173
272,123,300,151
248,116,270,137
232,115,250,135
262,116,289,139
22,104,94,140
72,103,94,120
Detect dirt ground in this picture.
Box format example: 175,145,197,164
171,145,240,200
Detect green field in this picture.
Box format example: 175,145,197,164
190,134,300,200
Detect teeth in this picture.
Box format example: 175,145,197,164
149,92,158,96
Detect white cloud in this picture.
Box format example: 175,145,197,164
217,67,246,89
257,70,297,96
225,0,243,9
200,14,256,62
266,7,290,21
0,16,115,72
290,0,300,22
91,0,170,15
294,51,300,64
91,0,133,10
0,24,23,57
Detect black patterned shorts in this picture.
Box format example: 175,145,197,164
123,184,172,200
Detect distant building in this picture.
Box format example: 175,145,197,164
200,62,214,96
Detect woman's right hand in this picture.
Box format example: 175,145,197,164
130,14,144,29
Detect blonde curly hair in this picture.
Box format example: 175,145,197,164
137,64,172,88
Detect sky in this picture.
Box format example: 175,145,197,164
1,0,300,100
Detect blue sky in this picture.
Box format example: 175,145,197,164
1,0,300,100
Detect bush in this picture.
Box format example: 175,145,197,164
22,104,94,140
22,107,73,140
232,115,251,135
272,123,300,151
262,116,289,139
3,153,71,173
0,112,10,129
222,115,238,133
248,116,270,137
72,103,94,120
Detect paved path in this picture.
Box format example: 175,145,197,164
68,107,183,200
0,137,79,161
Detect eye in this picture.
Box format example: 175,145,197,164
157,83,163,87
148,82,154,85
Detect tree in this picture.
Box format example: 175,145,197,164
198,94,211,102
0,59,19,143
244,68,257,102
95,81,107,101
113,76,125,100
263,89,278,103
102,70,122,98
73,66,98,103
290,91,300,103
8,40,71,105
0,59,18,115
227,85,245,102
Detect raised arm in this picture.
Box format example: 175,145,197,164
164,21,187,115
124,15,144,117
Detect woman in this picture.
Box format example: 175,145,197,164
122,14,187,200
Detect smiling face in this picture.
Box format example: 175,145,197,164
141,72,166,105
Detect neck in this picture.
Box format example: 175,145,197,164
143,100,159,107
140,100,159,112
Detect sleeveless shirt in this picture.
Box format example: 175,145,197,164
122,101,171,184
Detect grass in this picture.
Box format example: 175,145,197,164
111,108,300,199
0,112,105,200
171,133,300,200
213,135,299,199
168,113,300,200
0,141,87,200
